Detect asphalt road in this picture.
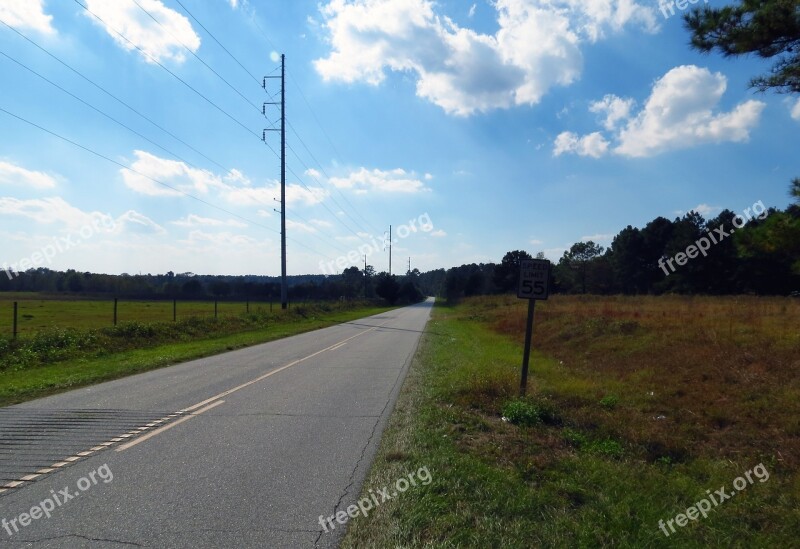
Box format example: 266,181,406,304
0,299,434,548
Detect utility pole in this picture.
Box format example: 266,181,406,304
263,54,287,310
280,54,287,310
408,257,411,276
388,225,392,276
364,255,368,298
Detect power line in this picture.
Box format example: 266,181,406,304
131,0,262,114
74,0,261,142
0,50,349,257
177,4,383,240
0,105,334,261
0,20,230,173
173,0,262,87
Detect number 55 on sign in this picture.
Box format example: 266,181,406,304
518,259,550,300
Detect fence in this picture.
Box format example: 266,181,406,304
2,297,281,339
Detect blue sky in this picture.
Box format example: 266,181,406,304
1,0,798,277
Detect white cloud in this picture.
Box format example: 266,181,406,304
123,151,222,197
116,210,165,235
791,98,800,121
223,183,328,207
674,204,721,217
530,238,543,245
430,229,447,237
84,0,200,64
0,196,113,230
227,0,239,8
286,219,317,233
589,94,635,130
0,161,58,189
171,214,247,228
554,65,766,159
311,219,333,228
180,230,258,247
468,3,477,18
553,131,609,158
615,66,765,157
0,0,55,35
314,0,657,116
581,233,613,242
329,167,429,194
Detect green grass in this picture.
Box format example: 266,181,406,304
0,292,289,335
0,301,393,407
340,298,799,548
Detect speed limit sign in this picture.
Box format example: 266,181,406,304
518,259,550,300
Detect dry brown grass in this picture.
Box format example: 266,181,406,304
466,294,800,468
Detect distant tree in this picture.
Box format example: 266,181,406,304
210,281,231,297
375,272,400,304
398,280,423,303
65,270,83,292
792,178,800,202
182,279,205,298
493,250,533,293
684,0,800,93
464,271,485,296
559,241,604,294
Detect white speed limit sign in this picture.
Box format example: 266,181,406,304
517,259,550,300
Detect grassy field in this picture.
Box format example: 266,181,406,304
0,292,288,336
341,295,800,548
0,299,393,407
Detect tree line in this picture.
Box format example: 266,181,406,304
422,200,799,301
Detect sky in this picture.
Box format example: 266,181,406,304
0,0,798,277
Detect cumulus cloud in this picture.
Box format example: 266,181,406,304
0,160,58,189
171,214,247,228
0,0,55,35
115,210,165,234
314,0,657,116
589,94,635,130
122,151,223,197
553,131,609,158
674,204,722,217
791,98,800,121
223,183,328,207
0,196,114,230
554,65,766,158
83,0,200,64
329,167,429,194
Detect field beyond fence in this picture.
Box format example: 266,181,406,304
0,293,292,337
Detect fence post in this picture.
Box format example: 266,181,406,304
173,298,177,322
113,298,118,326
214,300,218,320
12,301,18,339
246,299,249,313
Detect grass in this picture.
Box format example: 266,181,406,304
0,300,393,407
340,295,800,548
0,292,295,336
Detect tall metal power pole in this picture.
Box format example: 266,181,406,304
388,225,392,276
263,55,287,310
279,54,287,310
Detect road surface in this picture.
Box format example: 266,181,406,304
0,299,433,548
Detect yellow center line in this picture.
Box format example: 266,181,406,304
116,400,225,452
180,319,390,413
115,318,394,452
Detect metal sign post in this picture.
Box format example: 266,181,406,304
517,259,550,396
